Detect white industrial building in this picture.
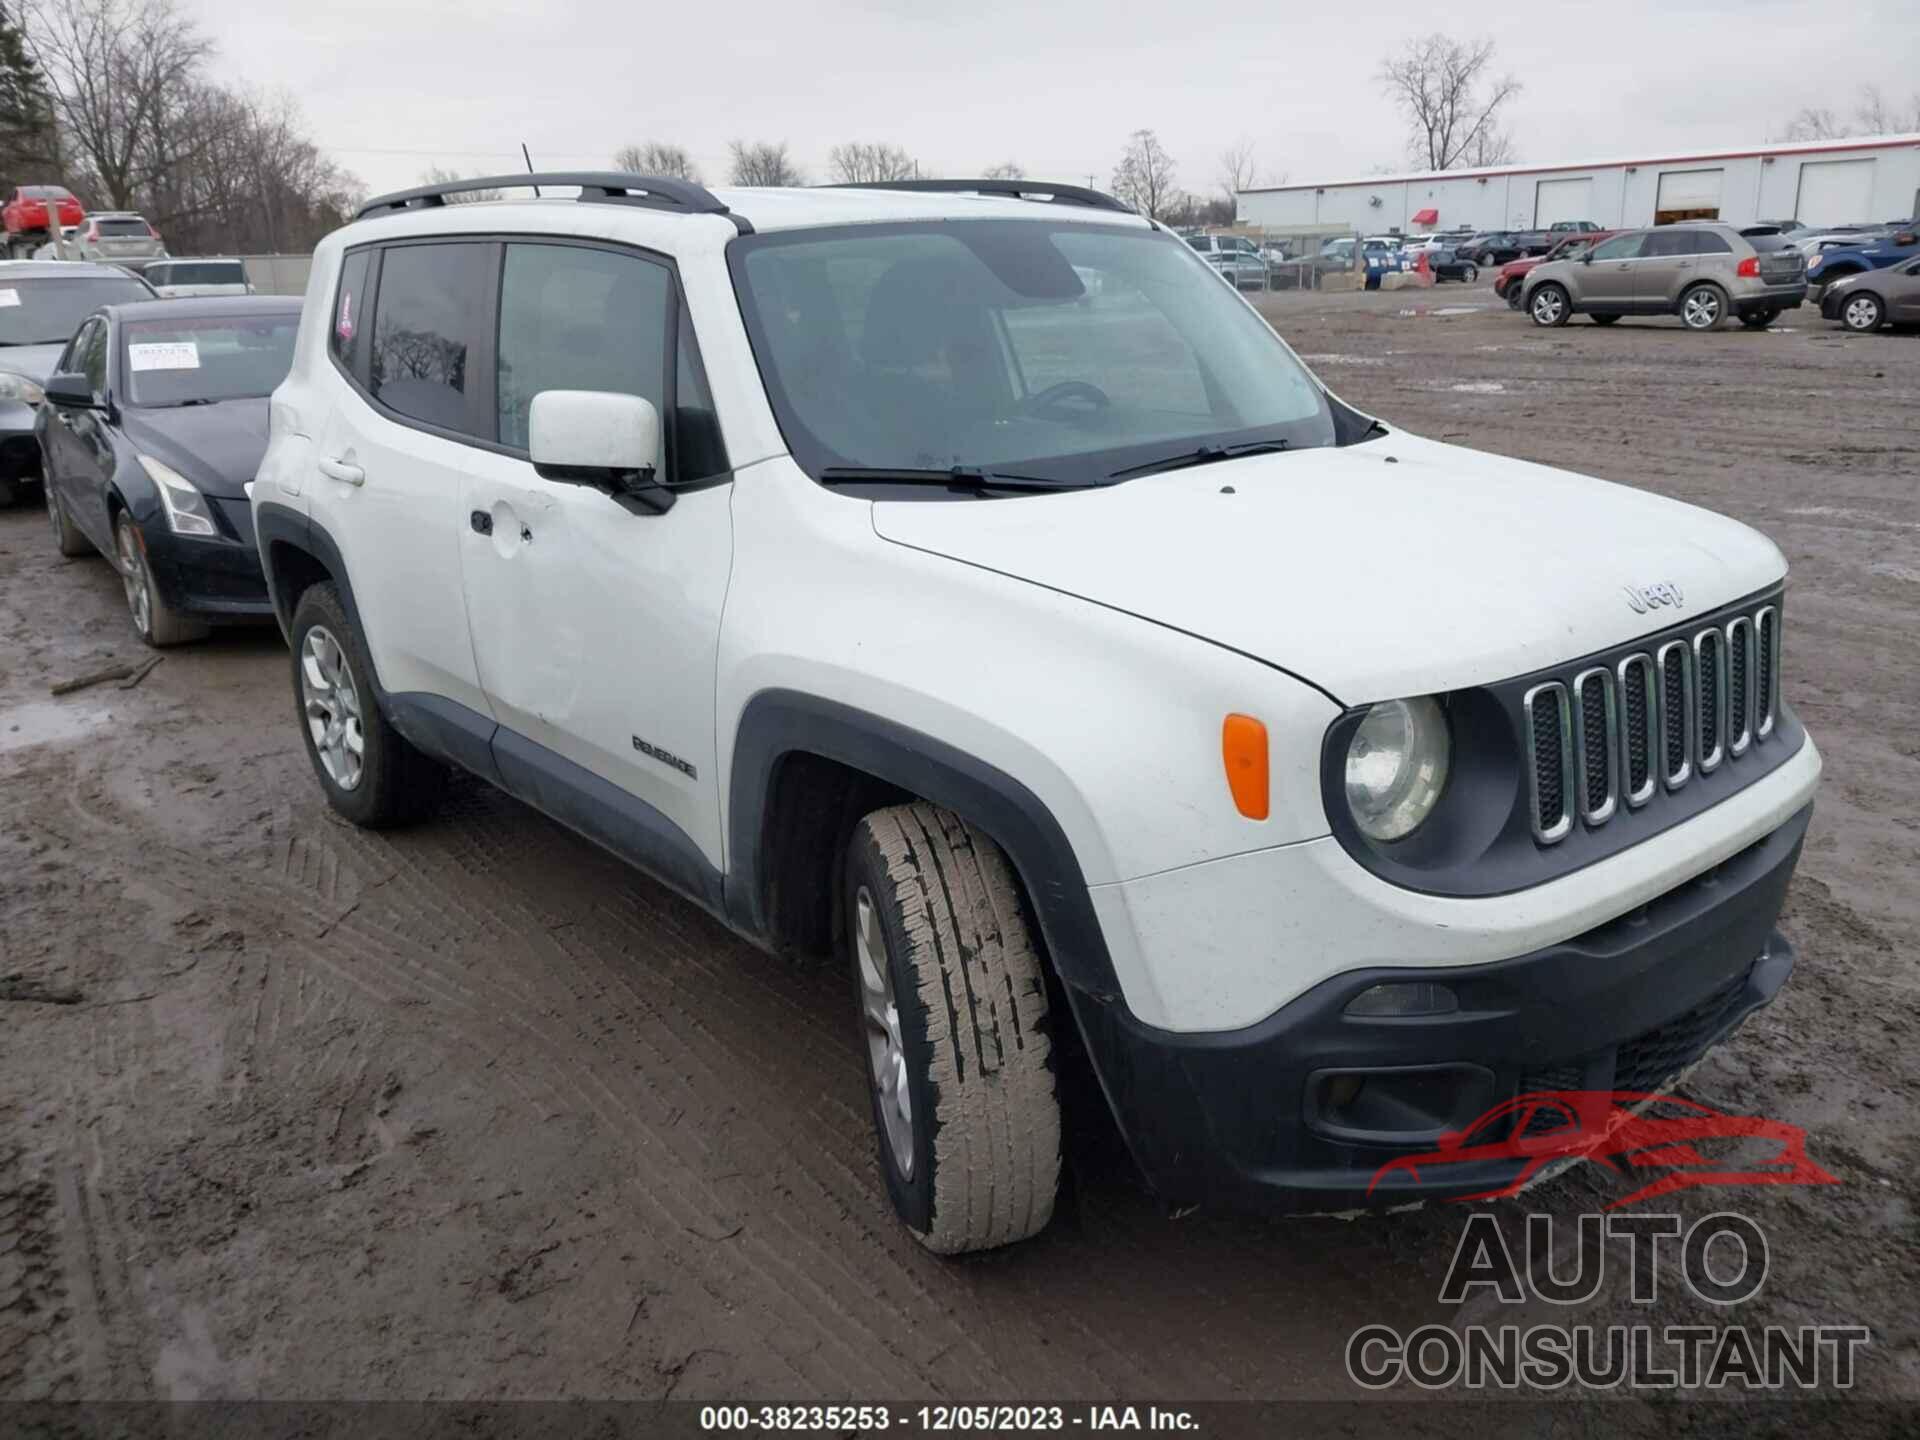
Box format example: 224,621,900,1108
1237,134,1920,235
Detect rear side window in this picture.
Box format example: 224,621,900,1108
1641,229,1694,258
495,241,670,452
369,242,492,435
331,249,371,376
1694,232,1733,255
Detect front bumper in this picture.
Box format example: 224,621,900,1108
1065,803,1811,1213
137,495,272,620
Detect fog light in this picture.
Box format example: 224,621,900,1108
1345,982,1458,1017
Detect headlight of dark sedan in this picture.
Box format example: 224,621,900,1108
138,454,218,537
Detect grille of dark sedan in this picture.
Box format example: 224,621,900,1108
1523,604,1782,845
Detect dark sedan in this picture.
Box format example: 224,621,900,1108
39,296,301,646
0,260,155,505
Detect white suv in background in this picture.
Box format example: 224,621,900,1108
254,173,1820,1254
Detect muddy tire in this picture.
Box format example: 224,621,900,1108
1679,283,1729,331
47,483,91,557
844,802,1060,1255
1529,283,1571,327
289,581,447,829
114,512,207,647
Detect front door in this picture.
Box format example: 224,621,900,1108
1574,231,1645,310
457,239,735,882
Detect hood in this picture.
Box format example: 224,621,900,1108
870,433,1786,704
120,397,268,499
0,343,68,384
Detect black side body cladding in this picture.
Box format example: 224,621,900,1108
725,690,1123,1002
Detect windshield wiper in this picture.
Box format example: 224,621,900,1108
1106,439,1292,482
818,465,1085,493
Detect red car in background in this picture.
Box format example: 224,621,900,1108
1494,230,1618,309
4,185,86,259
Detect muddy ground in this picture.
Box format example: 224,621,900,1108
2,286,1916,1422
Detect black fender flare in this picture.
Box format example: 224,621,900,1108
724,689,1123,1004
254,501,368,648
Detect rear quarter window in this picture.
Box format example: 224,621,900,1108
330,249,371,378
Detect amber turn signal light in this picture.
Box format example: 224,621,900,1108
1222,714,1269,820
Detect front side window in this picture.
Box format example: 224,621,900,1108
369,241,491,435
731,220,1335,485
121,313,299,407
495,241,671,452
79,319,108,394
1589,233,1644,261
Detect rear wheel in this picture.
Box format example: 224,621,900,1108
289,581,447,828
1530,283,1571,327
1839,292,1884,332
844,802,1061,1255
1679,283,1728,331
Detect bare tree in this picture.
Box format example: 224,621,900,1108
982,160,1024,180
613,141,698,181
1111,128,1177,220
727,139,801,187
1376,34,1522,171
1780,86,1920,141
419,165,500,204
1217,137,1258,209
828,141,916,184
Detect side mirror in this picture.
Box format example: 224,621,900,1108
528,390,670,515
1580,252,1593,264
45,372,96,407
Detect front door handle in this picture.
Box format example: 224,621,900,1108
469,510,493,536
318,455,364,486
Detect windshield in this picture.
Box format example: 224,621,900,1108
730,220,1334,484
152,261,244,286
122,314,298,406
0,277,151,346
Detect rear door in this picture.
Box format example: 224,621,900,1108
311,239,492,715
1634,227,1699,308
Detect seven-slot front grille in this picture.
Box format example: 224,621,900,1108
1524,604,1783,845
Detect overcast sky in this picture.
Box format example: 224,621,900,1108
187,0,1919,199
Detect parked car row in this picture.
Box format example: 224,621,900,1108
0,258,300,643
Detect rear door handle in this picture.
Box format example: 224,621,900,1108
469,510,492,535
318,456,364,486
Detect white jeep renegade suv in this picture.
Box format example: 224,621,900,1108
253,173,1820,1254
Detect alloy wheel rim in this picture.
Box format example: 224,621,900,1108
116,523,149,635
1844,297,1877,330
855,886,914,1178
1684,290,1719,328
300,625,366,791
1534,290,1563,323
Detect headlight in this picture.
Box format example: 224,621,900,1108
1343,697,1451,842
0,371,45,405
138,454,218,537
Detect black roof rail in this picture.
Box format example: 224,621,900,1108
354,172,751,233
829,178,1134,214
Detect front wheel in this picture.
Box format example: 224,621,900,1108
289,581,447,828
1679,283,1728,331
845,802,1061,1255
1839,293,1884,332
114,512,206,646
1530,284,1571,327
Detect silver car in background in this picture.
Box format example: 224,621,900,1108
73,212,168,269
1523,222,1807,331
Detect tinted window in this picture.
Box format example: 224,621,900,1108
95,218,149,237
369,242,490,434
79,320,108,394
674,299,727,483
1641,229,1695,258
331,249,371,376
0,275,151,346
1185,236,1209,251
1589,233,1644,261
155,261,246,286
496,242,670,452
122,313,299,406
1694,231,1733,255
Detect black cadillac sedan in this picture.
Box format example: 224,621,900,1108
39,296,301,646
